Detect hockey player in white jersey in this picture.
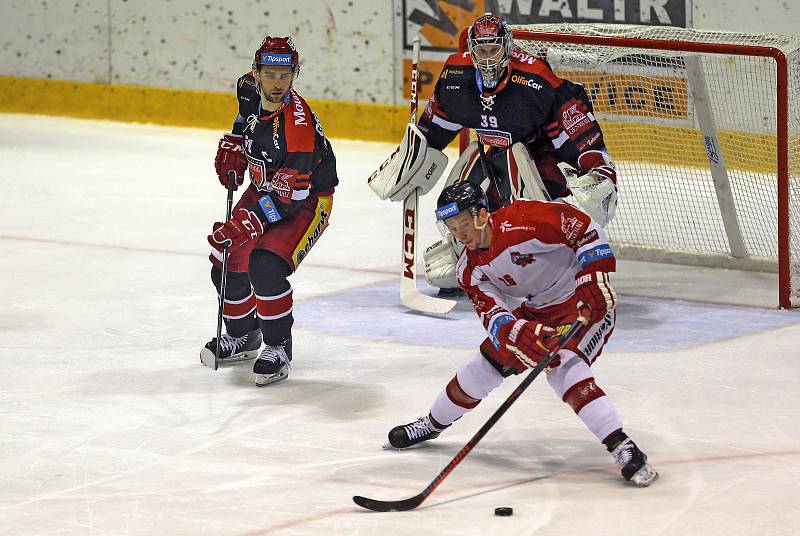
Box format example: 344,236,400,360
386,181,657,487
369,14,618,292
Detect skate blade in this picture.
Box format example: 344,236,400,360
218,350,259,365
254,365,289,386
629,463,659,487
200,349,258,368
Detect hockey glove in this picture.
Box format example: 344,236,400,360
208,208,264,254
214,134,247,190
575,270,616,323
500,319,560,370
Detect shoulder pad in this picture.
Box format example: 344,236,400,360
508,54,562,88
443,52,474,67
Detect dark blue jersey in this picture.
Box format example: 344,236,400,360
231,73,338,223
418,51,614,199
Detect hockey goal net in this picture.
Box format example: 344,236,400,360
473,24,800,308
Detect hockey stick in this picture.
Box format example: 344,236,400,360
203,171,236,370
353,316,587,512
476,141,506,204
399,36,456,315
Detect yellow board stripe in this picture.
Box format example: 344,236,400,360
0,75,408,141
0,75,795,176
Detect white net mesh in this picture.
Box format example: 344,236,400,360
510,24,800,308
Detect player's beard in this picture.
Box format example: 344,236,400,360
265,87,290,104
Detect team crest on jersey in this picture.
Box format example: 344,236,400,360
479,93,496,111
562,103,590,135
561,213,585,243
510,251,535,266
246,155,270,191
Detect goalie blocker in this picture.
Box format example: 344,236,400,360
368,123,447,202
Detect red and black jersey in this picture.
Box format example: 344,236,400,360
230,73,337,224
418,51,613,198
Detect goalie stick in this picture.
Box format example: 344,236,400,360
399,36,456,315
352,316,587,512
201,172,236,370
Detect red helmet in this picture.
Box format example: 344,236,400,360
467,14,513,90
252,36,300,76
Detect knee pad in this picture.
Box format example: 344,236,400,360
211,266,252,298
455,352,504,401
248,250,291,296
545,352,593,399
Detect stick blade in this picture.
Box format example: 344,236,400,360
400,284,456,314
353,493,425,512
199,348,219,370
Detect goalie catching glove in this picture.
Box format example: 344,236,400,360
368,123,447,201
559,162,618,227
499,319,561,370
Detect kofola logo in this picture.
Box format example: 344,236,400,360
260,53,292,65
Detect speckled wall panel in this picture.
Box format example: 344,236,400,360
107,0,396,104
0,0,110,83
693,0,800,34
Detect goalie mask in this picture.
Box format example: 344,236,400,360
252,36,300,95
467,14,514,90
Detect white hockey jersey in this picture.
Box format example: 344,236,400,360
456,199,616,350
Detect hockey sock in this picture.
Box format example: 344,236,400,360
211,267,258,336
430,352,503,426
562,377,623,442
249,250,294,345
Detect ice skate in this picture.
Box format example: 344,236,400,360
385,414,449,449
253,338,292,386
611,438,659,487
200,329,262,367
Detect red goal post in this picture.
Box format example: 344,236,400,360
459,24,800,309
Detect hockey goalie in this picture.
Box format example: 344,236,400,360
369,13,618,293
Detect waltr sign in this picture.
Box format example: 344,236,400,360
402,0,691,53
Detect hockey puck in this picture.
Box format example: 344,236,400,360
494,506,513,516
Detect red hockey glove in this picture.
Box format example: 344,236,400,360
214,134,247,190
208,208,264,254
575,270,616,323
500,319,560,370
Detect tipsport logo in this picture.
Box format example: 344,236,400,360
260,53,292,65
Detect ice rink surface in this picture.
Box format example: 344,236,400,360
2,114,800,535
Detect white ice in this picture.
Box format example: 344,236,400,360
1,114,799,536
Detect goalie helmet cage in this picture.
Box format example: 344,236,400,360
458,24,800,309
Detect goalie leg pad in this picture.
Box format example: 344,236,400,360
368,123,448,201
444,140,482,190
510,143,551,201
